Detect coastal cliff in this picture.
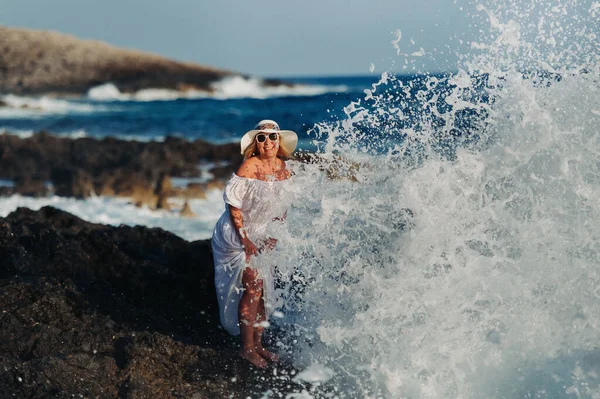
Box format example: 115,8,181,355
0,26,238,96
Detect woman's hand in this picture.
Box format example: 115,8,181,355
273,211,287,222
241,236,258,262
255,238,278,253
264,237,278,250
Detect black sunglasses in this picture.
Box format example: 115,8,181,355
255,133,279,143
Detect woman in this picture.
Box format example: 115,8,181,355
212,119,296,368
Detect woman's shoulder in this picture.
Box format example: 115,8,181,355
236,158,260,178
234,157,291,181
277,157,288,167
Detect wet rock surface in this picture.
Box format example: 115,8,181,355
0,207,305,398
0,132,241,205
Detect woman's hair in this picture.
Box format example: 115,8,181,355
277,145,292,160
242,137,293,160
243,141,257,160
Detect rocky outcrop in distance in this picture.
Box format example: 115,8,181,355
0,26,286,96
0,206,308,398
0,132,241,208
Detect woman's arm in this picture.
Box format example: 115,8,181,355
229,205,258,261
232,158,260,261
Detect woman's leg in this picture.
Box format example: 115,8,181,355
238,266,267,368
253,297,279,362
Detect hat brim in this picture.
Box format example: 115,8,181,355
240,129,298,155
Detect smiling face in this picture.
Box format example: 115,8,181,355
255,132,280,158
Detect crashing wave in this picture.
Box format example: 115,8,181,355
86,76,348,102
0,94,105,116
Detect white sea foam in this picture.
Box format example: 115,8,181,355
0,128,36,138
0,127,165,142
85,77,347,102
267,1,600,397
0,127,88,140
87,83,210,102
0,190,225,241
86,83,123,100
292,364,335,384
1,78,346,114
209,76,348,99
0,94,108,116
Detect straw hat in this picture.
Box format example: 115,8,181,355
240,119,298,155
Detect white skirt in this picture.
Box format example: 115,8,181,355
211,209,275,336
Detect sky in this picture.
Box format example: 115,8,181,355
0,0,479,77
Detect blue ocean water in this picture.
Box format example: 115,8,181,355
0,74,455,151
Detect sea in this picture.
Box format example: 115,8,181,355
1,1,600,397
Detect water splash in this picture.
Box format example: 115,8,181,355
275,1,600,397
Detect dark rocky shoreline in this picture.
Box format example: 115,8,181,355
0,131,243,210
0,206,307,398
0,131,360,212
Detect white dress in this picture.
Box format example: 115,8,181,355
211,173,291,336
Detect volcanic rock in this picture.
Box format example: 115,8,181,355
185,183,208,199
0,132,241,200
0,206,303,398
51,166,95,198
155,174,174,210
180,201,196,218
13,177,50,197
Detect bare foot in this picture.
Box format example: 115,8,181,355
240,348,268,369
255,346,279,363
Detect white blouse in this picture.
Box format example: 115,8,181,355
211,173,292,335
222,173,290,242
